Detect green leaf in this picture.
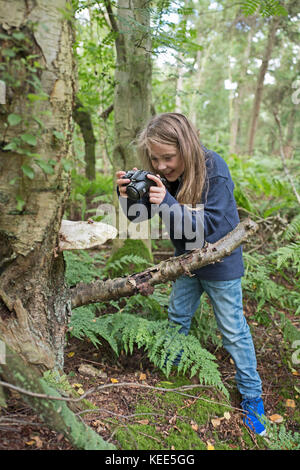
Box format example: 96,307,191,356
27,93,49,102
62,159,72,172
3,49,16,58
21,164,35,179
53,130,65,140
16,195,25,212
3,141,18,151
12,32,25,41
35,159,54,175
7,113,22,126
21,134,37,146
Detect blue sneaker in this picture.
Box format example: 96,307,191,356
241,397,267,436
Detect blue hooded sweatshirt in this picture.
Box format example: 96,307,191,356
118,149,244,281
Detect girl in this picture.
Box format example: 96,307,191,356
116,112,266,436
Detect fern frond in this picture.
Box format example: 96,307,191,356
283,214,300,241
104,254,152,277
274,241,300,272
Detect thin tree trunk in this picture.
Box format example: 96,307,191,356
73,97,96,180
247,17,280,155
105,0,152,253
230,20,256,154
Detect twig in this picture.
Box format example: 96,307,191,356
0,380,245,414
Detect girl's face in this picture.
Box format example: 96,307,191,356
148,141,185,182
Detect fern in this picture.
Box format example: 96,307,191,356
274,241,300,272
265,423,300,450
69,310,228,397
243,252,300,316
241,0,288,17
283,214,300,241
69,306,119,354
64,250,105,286
104,254,152,277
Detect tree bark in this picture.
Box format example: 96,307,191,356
0,0,75,371
247,17,280,155
70,218,258,308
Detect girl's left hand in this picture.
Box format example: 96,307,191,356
147,174,167,205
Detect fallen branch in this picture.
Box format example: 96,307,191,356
71,218,258,309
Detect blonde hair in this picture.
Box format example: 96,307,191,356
136,113,207,206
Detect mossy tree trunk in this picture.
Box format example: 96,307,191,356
0,0,75,371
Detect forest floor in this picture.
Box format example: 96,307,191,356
0,251,299,452
1,300,299,452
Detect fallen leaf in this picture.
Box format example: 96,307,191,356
285,399,296,408
137,419,149,425
72,383,83,388
211,418,221,428
139,373,147,381
270,414,284,423
67,351,75,358
77,387,85,395
190,420,198,431
207,442,215,450
110,378,119,383
25,440,35,446
224,412,231,420
292,371,300,376
31,436,43,449
169,415,177,425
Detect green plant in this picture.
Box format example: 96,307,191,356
105,239,153,277
69,310,228,397
264,423,300,450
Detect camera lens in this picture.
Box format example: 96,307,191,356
126,185,141,200
126,181,149,200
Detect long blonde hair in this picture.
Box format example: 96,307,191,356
136,113,207,206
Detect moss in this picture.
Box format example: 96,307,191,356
114,375,234,450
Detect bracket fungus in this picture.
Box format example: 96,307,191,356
58,219,118,251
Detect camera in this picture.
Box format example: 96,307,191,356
122,170,168,201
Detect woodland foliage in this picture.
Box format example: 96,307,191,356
0,0,299,451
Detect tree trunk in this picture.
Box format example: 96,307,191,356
230,19,256,154
0,0,75,371
73,97,96,180
247,17,280,155
105,0,152,252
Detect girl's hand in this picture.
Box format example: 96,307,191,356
116,168,138,198
147,174,167,205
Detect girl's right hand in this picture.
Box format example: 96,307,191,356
116,168,138,198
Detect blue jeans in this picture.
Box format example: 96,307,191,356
168,275,262,400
